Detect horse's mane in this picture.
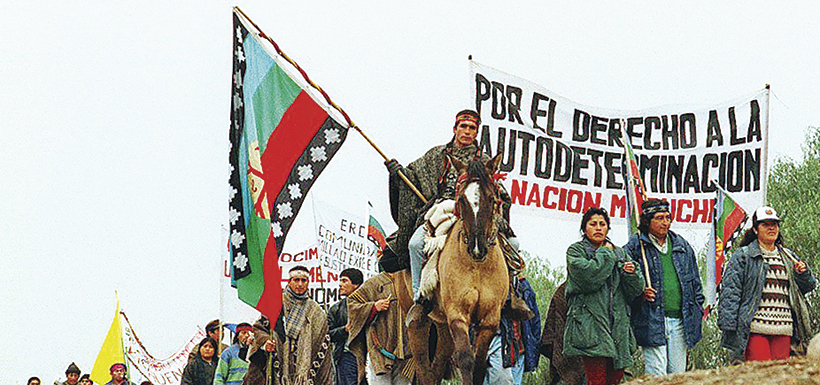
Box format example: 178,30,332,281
465,159,491,185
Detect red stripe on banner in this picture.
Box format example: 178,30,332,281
260,91,330,201
256,237,283,319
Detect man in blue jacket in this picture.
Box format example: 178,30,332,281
625,199,704,377
484,276,540,385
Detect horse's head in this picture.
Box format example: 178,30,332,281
451,153,503,260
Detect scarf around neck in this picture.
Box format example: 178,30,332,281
283,286,310,340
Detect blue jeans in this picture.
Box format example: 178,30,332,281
510,352,524,385
642,317,687,376
483,334,513,385
409,225,426,297
409,225,519,297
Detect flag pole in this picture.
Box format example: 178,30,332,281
620,119,652,289
233,7,428,205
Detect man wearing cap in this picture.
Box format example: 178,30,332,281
214,322,252,385
104,363,135,385
244,265,332,385
625,199,704,377
55,363,81,385
383,110,527,316
327,268,363,385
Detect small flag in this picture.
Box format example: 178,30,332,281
91,298,126,385
228,9,349,319
620,120,647,237
705,184,748,307
368,214,387,253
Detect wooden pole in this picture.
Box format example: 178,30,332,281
266,350,273,385
640,241,653,288
233,7,427,205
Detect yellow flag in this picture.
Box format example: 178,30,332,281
91,298,126,384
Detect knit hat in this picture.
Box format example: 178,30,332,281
65,362,81,375
641,199,670,216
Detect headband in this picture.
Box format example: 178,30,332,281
455,114,479,125
642,201,670,216
236,325,253,333
289,269,309,280
110,363,126,373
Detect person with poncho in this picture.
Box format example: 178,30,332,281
347,272,413,385
243,266,332,385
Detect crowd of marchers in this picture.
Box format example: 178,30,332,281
31,362,151,385
35,110,817,385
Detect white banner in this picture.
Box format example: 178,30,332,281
471,61,767,228
310,198,380,305
122,312,205,385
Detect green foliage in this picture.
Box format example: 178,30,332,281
520,252,564,385
767,125,820,324
688,313,732,369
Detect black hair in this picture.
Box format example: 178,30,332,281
289,265,309,274
233,322,252,344
205,319,221,333
579,207,610,239
28,377,40,385
198,337,217,357
340,268,364,286
454,109,481,126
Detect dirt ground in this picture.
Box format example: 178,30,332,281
623,357,820,385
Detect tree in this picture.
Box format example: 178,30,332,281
767,125,820,323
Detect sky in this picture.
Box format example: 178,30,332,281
2,1,820,384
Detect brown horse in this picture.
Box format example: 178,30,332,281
408,154,509,385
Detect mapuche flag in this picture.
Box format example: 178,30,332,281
705,185,748,306
620,122,647,237
228,9,349,319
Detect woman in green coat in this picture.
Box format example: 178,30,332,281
564,207,645,385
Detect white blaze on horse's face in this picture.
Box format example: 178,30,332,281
464,181,481,255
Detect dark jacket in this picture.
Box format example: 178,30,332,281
499,278,541,372
563,238,645,369
626,230,705,349
181,355,217,385
327,296,349,362
717,240,817,360
519,278,541,372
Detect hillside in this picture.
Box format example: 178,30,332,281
624,357,820,385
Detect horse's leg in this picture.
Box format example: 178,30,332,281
407,315,434,385
448,318,475,385
430,322,453,383
471,324,497,385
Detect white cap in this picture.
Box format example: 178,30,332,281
754,206,780,223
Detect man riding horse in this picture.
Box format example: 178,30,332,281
382,109,530,318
